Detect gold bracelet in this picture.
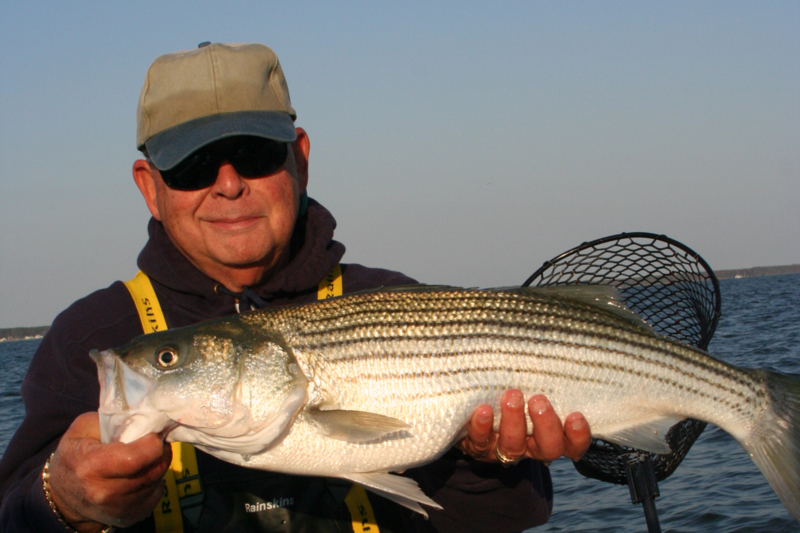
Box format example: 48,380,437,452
42,451,114,533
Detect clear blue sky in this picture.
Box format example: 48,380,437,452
1,1,798,327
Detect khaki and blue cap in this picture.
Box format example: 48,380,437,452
137,42,297,170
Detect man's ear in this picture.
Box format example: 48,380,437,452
291,127,310,191
132,159,162,221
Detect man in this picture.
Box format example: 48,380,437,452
0,43,590,532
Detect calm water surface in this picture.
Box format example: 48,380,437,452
0,337,39,458
1,274,798,531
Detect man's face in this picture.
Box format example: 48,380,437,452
133,129,310,289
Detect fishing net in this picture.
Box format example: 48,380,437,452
523,232,721,485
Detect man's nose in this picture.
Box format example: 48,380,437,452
212,161,246,198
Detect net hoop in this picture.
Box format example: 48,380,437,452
523,232,721,484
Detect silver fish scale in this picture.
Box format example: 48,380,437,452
237,288,768,475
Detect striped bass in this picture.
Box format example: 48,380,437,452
91,285,800,521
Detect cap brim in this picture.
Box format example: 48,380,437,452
144,111,297,170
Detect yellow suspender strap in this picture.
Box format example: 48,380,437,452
124,272,202,532
344,485,380,533
124,271,167,333
317,265,380,533
317,263,343,300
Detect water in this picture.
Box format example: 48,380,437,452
1,274,798,531
0,337,40,457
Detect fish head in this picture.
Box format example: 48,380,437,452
91,317,308,456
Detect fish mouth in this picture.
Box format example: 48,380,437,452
91,349,170,443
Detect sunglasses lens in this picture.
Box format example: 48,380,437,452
157,137,289,191
159,150,219,191
231,139,288,178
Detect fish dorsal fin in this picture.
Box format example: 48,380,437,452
309,409,410,443
522,285,654,333
340,472,443,518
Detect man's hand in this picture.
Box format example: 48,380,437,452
457,390,591,465
47,412,172,533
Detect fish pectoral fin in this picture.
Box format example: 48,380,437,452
309,409,410,443
596,416,683,454
340,472,443,518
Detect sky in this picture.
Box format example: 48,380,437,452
1,1,798,328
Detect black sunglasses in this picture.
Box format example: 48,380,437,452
157,136,289,191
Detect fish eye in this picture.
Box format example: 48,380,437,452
156,346,179,368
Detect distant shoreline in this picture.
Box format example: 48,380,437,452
0,326,49,343
1,265,798,336
715,264,800,280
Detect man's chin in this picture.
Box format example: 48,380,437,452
217,251,279,270
214,243,288,275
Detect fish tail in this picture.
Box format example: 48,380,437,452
741,369,800,522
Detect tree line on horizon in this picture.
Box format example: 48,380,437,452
0,326,50,342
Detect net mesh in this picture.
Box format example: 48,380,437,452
523,232,721,485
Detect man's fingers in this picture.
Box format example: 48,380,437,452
88,476,166,528
62,414,170,479
90,468,164,508
526,395,566,462
460,405,494,458
48,411,174,528
496,390,528,460
101,434,172,479
562,412,592,461
457,392,592,466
